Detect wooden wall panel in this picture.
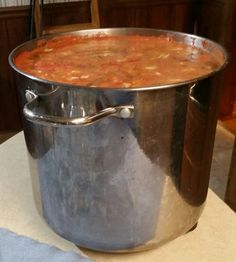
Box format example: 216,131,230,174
219,38,236,119
197,0,236,119
148,6,172,29
99,1,197,31
170,3,196,32
0,18,22,131
42,1,91,29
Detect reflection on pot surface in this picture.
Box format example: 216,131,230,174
9,28,228,252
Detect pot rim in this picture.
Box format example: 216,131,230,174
8,27,229,92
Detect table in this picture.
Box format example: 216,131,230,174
0,132,235,262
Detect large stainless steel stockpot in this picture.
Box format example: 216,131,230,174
9,28,228,252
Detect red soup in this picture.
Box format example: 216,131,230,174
14,34,222,88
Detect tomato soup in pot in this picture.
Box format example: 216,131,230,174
14,34,223,88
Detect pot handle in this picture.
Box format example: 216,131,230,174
23,90,134,126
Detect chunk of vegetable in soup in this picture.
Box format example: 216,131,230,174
14,34,222,88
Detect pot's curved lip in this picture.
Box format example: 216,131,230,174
8,27,229,92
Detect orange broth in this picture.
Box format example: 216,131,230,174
14,34,222,88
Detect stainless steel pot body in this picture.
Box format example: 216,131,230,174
9,28,228,252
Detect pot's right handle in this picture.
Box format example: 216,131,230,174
23,90,134,127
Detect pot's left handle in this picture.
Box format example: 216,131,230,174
23,90,134,127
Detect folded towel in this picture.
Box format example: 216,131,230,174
0,228,94,262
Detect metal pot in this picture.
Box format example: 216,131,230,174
9,28,228,252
